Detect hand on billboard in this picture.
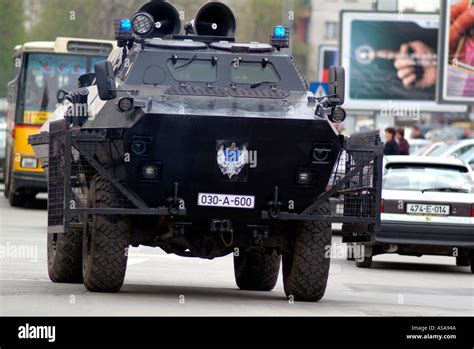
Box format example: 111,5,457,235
394,41,437,89
449,0,474,52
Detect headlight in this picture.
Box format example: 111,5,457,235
21,157,38,169
131,12,155,36
296,170,311,185
141,164,159,179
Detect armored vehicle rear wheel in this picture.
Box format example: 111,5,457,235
283,203,331,302
82,176,130,293
47,232,83,283
234,249,281,291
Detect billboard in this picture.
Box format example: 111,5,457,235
437,0,474,104
318,45,338,83
340,11,467,112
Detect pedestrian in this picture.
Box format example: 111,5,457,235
384,127,400,156
411,126,424,139
396,128,410,155
461,127,473,139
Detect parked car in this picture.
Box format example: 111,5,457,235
408,139,431,155
417,141,447,156
430,139,474,159
354,156,474,272
460,148,474,171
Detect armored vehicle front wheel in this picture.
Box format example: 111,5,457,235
234,249,281,291
283,203,332,302
82,176,130,293
47,232,83,283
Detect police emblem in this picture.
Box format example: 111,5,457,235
217,143,249,179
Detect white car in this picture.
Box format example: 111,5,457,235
355,156,474,272
407,139,431,155
460,148,474,171
416,141,446,156
429,139,474,159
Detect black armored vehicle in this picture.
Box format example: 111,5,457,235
30,0,383,302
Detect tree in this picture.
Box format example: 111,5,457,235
0,0,25,96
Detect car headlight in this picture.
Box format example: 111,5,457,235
21,157,38,169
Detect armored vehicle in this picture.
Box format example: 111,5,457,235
30,0,383,302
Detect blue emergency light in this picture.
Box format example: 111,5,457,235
115,18,134,47
273,25,286,39
119,18,132,33
270,25,289,50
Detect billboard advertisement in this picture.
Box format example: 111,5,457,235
340,11,467,112
437,0,474,104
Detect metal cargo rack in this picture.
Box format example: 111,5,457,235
31,120,382,238
30,120,188,234
262,131,384,239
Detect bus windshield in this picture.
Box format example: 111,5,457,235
19,53,105,125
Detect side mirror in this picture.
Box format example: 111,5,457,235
78,72,96,88
6,79,18,104
95,61,117,101
328,66,345,106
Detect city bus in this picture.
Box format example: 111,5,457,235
3,37,116,207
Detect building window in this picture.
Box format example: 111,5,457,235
324,22,339,40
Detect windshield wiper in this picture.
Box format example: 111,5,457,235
173,54,197,70
250,81,276,88
421,187,468,193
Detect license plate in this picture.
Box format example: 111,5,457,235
406,203,450,216
198,193,255,209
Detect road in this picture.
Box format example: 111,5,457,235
0,185,473,316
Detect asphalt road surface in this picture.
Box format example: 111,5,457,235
1,185,473,316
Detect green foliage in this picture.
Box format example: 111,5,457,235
0,0,313,97
0,0,25,96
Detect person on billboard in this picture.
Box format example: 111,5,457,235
393,41,437,90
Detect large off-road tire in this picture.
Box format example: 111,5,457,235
47,231,83,283
234,249,281,291
82,176,130,293
283,203,332,302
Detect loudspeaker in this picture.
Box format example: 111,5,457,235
187,2,236,37
137,1,181,38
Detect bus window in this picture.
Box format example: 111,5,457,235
18,53,104,126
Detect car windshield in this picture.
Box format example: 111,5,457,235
428,143,455,157
18,53,105,125
383,164,473,193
